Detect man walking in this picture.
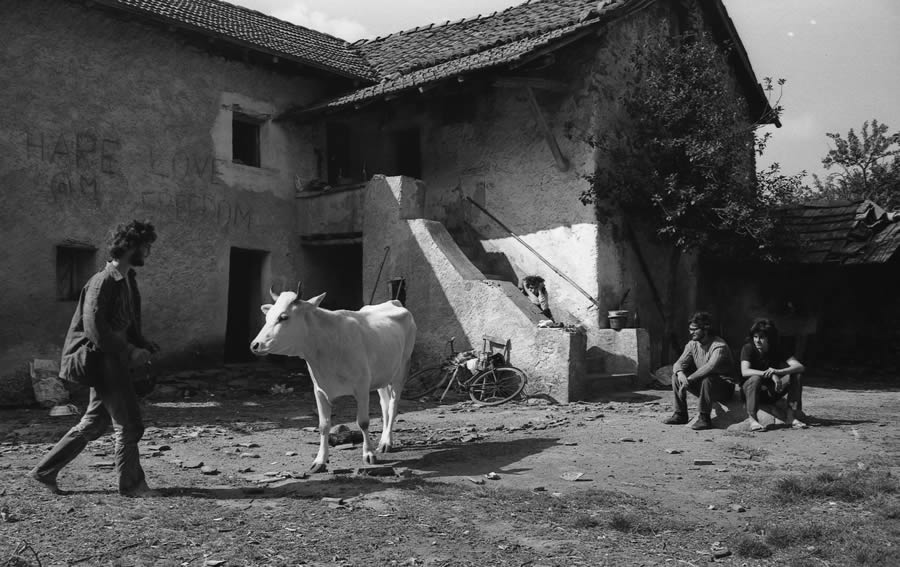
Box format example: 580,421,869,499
663,311,736,430
30,220,159,496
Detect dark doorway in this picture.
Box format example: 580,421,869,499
225,247,269,363
392,127,422,179
301,242,363,311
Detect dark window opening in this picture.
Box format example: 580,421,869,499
392,127,422,179
233,114,261,167
327,122,365,186
56,246,96,301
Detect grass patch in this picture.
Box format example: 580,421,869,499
773,469,898,504
731,533,773,559
567,513,601,529
608,512,655,535
764,520,828,549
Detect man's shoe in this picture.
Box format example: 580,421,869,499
691,414,713,430
663,413,689,425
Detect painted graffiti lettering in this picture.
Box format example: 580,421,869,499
51,172,100,202
25,130,120,174
75,132,96,169
140,191,253,231
148,147,224,184
27,130,119,202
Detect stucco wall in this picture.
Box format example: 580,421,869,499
362,176,588,402
0,0,332,403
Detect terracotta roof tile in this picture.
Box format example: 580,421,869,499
91,0,376,79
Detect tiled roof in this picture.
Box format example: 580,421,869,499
291,0,647,116
355,0,627,77
88,0,376,79
300,17,607,114
773,200,900,264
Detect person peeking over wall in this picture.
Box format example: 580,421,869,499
520,275,554,321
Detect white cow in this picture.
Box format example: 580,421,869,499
250,284,416,473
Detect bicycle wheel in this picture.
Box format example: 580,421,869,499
401,365,448,400
468,366,527,405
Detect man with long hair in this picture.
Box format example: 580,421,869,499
740,318,807,431
31,220,160,496
663,311,736,430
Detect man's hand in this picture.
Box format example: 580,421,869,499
674,372,690,389
130,348,152,367
763,367,778,378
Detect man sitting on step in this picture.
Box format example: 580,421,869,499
663,311,736,430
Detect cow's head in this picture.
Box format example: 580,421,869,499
249,282,326,357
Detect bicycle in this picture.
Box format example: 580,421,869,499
402,336,527,406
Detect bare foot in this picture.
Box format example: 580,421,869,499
749,419,766,432
791,419,808,429
29,469,68,495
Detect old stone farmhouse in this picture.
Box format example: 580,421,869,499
0,0,777,405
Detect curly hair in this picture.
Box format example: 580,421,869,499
748,318,779,343
522,275,545,288
688,311,713,329
107,220,157,260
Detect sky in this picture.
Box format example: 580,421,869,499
231,0,900,182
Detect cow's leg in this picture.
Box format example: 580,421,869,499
376,387,395,453
311,388,332,473
355,388,378,465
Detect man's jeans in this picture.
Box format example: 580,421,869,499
33,353,146,494
672,374,735,416
741,374,803,419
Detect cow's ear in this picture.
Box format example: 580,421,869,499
260,304,272,314
308,292,327,308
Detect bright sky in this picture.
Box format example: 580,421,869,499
232,0,900,182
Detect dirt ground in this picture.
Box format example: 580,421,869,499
1,363,898,566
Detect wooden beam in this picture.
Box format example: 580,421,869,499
524,87,570,172
494,76,569,92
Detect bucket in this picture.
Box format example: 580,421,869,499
608,310,629,331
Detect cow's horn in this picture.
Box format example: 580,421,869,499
295,281,303,300
269,286,279,301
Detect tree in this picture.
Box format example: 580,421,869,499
579,22,788,360
580,25,786,255
812,120,900,208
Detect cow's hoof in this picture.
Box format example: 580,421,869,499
376,443,392,454
363,453,378,465
309,462,328,474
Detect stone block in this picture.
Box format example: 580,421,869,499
590,328,651,382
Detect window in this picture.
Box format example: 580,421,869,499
56,246,96,301
232,113,261,167
392,127,422,179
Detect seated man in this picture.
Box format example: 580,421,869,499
664,311,736,430
740,318,807,431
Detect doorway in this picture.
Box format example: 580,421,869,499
225,247,269,363
301,242,363,310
